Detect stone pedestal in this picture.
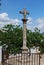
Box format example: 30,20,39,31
21,47,28,53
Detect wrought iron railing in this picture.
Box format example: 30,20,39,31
3,53,41,65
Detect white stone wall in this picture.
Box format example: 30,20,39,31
0,46,2,63
30,48,36,53
30,47,40,53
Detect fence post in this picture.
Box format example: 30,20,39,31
39,53,40,65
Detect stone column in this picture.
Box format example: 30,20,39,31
21,19,28,53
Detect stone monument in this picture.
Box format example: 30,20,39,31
19,8,29,53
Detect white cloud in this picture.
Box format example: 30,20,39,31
0,13,44,32
27,17,44,32
0,13,21,28
0,13,9,21
27,25,36,32
0,13,8,18
27,17,32,24
36,18,44,32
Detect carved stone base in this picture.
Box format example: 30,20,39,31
21,46,29,53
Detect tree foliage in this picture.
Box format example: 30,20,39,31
0,24,44,53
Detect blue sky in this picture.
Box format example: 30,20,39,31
0,0,44,32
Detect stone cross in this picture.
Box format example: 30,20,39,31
20,8,29,53
19,8,29,19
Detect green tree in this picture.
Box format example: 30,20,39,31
0,24,23,54
0,24,44,53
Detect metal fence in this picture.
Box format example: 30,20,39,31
3,53,40,65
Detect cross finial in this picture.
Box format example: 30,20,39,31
19,8,29,19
